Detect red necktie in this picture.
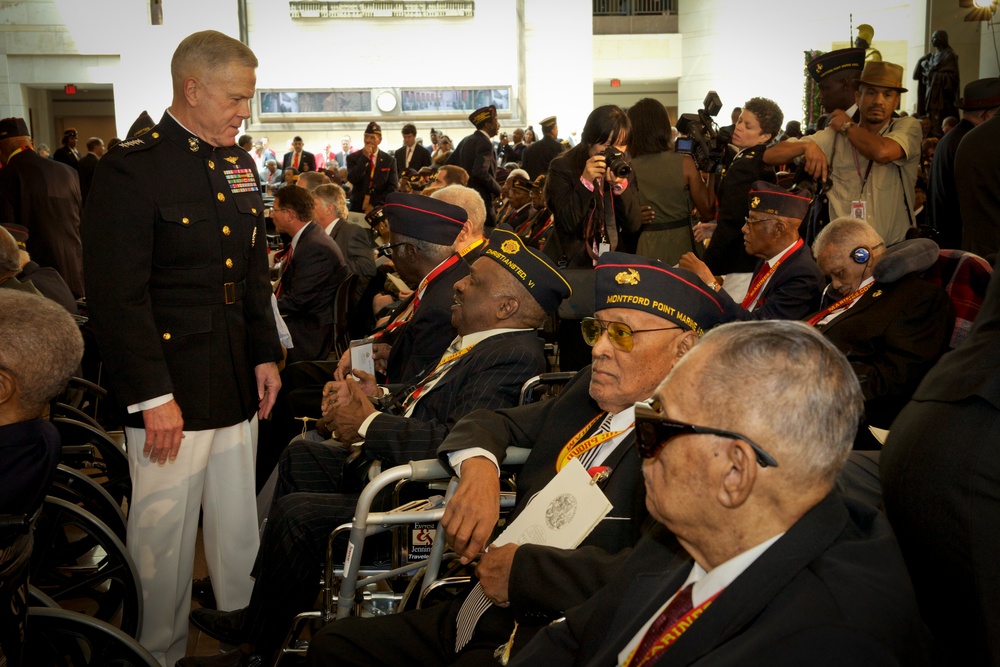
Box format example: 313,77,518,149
630,584,694,666
275,243,294,297
292,152,299,170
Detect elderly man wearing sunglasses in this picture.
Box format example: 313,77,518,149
512,321,929,666
307,252,733,666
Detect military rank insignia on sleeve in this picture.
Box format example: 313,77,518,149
224,167,259,194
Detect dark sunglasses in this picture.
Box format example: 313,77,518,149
634,400,779,468
581,317,680,352
377,242,408,258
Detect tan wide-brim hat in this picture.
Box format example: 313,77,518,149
859,61,907,93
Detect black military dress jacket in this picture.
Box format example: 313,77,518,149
82,112,283,431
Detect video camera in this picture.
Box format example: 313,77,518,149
675,90,727,173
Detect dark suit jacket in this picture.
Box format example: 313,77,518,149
702,144,776,275
512,494,931,666
52,145,80,171
364,330,545,466
346,149,398,212
448,131,501,227
327,219,376,281
543,150,642,268
82,112,283,430
78,153,100,204
277,221,350,364
0,148,85,297
957,115,1000,257
880,258,1000,664
716,242,824,321
383,255,469,384
521,135,565,181
18,261,77,314
393,144,432,172
282,150,316,172
815,274,953,430
0,419,61,517
929,117,973,250
439,366,649,615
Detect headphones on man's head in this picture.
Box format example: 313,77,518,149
850,242,885,264
851,246,873,264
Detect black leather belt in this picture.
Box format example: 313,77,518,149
150,280,246,306
643,217,693,232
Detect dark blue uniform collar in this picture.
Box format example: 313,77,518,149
158,111,217,159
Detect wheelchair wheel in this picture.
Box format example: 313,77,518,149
54,418,132,509
29,497,142,639
49,465,127,542
25,607,158,667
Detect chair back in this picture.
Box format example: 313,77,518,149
920,249,994,348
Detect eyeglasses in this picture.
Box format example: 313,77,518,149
634,400,779,468
272,207,291,214
744,216,780,227
580,317,681,352
377,242,408,258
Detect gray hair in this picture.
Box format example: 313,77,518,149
171,30,257,97
431,185,485,237
312,183,349,221
689,320,863,485
0,227,20,277
393,232,454,265
0,291,84,417
813,216,884,257
297,171,332,191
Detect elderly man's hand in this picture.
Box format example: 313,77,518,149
351,369,380,398
442,456,501,564
333,349,352,381
371,342,392,375
142,400,184,465
323,378,376,444
692,221,716,243
476,543,519,606
678,252,717,289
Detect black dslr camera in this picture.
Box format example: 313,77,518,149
676,90,727,173
601,147,631,178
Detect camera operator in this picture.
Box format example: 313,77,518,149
627,98,714,265
700,97,783,297
543,105,641,268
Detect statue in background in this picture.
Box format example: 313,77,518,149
855,24,882,62
914,30,960,136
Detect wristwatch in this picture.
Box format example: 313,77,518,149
707,281,722,292
839,121,854,135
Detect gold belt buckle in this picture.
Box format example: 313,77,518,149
224,282,236,304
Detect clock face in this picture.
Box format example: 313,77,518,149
376,91,397,113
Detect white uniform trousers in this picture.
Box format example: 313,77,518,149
125,416,260,667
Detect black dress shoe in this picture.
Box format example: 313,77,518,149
192,576,217,610
175,643,262,667
189,607,248,645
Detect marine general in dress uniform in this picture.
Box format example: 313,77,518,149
81,30,282,667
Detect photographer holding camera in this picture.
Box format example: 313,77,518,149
700,97,783,295
543,105,641,370
543,105,641,268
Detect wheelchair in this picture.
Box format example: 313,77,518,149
1,510,155,667
271,372,575,665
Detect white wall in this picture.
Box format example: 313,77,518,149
678,0,928,125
